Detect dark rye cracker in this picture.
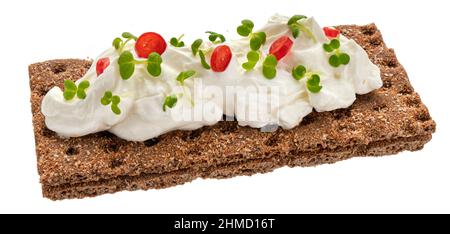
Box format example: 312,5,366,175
29,24,436,200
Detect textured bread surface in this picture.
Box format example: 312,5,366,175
29,24,436,200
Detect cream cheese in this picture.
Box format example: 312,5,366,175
41,14,382,141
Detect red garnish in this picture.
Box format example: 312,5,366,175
323,27,340,38
135,32,167,58
96,57,110,76
211,45,232,72
269,36,293,60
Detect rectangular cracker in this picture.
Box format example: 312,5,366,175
29,24,436,200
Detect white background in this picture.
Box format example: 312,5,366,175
1,0,449,213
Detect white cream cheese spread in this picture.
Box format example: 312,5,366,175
41,14,382,141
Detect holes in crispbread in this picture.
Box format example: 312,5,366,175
182,129,203,141
65,146,79,156
104,142,120,153
50,63,67,74
144,138,159,147
110,157,124,169
332,109,352,120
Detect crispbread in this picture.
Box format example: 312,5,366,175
29,24,436,200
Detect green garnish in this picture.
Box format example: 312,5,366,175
323,39,350,67
262,55,278,79
118,51,163,79
147,52,163,77
306,74,322,93
63,80,90,101
291,65,322,93
249,32,266,51
291,65,307,80
198,50,210,69
170,34,185,47
242,50,260,71
112,32,137,54
287,15,316,42
206,31,226,44
237,19,254,36
101,91,121,115
236,19,267,51
191,39,203,56
190,39,211,69
176,70,196,85
118,51,135,80
163,95,178,111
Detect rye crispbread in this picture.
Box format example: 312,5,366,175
29,24,436,200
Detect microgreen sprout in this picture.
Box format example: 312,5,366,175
287,15,316,42
236,19,267,51
322,39,350,67
191,39,211,69
242,50,260,71
262,55,278,79
176,70,196,85
117,51,163,80
63,80,90,101
205,31,226,44
101,91,121,115
112,32,137,54
291,65,322,93
163,94,178,111
170,34,185,47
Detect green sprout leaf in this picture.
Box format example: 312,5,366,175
249,32,266,51
122,32,137,40
147,52,163,77
63,80,90,100
323,38,350,67
76,80,90,99
206,31,226,43
237,19,254,36
330,39,340,49
101,91,113,105
307,74,322,93
289,25,301,38
286,15,315,41
198,50,210,69
242,50,260,71
63,80,77,100
262,55,278,79
170,34,185,47
323,43,333,52
292,65,307,80
176,70,196,85
113,32,137,53
191,39,203,56
101,91,121,115
287,15,307,26
118,51,135,80
339,53,350,65
112,37,122,50
163,95,178,111
111,104,121,115
329,54,340,67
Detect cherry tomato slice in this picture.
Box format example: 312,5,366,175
135,32,167,58
96,57,110,76
211,45,232,72
323,27,340,38
269,36,293,61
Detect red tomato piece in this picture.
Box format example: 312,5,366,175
96,57,110,76
211,45,232,72
135,32,167,58
323,27,340,38
269,36,293,60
